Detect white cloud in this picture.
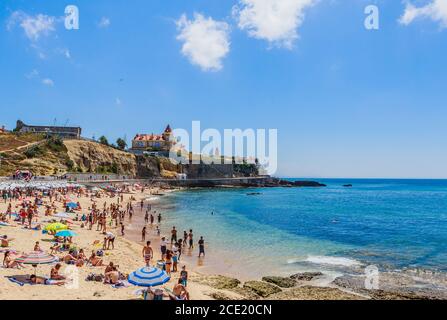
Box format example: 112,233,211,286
42,78,54,86
399,0,447,28
176,13,230,72
232,0,316,49
98,17,111,28
7,11,56,41
115,98,122,106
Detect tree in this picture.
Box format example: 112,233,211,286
98,135,109,146
116,138,127,150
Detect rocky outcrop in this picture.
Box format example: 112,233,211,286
267,286,364,300
243,281,282,297
64,140,136,175
290,272,323,281
190,274,241,290
261,276,297,288
333,274,447,300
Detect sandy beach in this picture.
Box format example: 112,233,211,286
0,182,372,300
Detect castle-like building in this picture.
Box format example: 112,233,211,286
130,125,176,155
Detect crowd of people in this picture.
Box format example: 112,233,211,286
0,182,207,300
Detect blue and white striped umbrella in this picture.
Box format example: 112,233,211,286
128,266,170,287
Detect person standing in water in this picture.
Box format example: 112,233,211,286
188,229,194,249
198,236,205,258
157,212,161,224
144,211,149,224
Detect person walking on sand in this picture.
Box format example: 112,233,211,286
142,241,153,267
157,212,161,224
165,250,172,275
141,226,147,242
120,223,125,236
198,236,205,258
171,226,177,244
160,237,167,259
144,211,149,224
183,231,188,246
150,213,154,225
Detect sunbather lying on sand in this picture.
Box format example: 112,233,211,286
30,275,65,286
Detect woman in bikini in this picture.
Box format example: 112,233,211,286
3,251,24,269
165,250,172,275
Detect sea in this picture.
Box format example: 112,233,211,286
146,179,447,287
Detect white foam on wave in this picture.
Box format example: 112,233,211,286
145,196,160,202
305,255,363,267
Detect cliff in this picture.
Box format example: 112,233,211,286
0,134,138,176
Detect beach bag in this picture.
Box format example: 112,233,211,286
96,250,104,257
94,274,104,282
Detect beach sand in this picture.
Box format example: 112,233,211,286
0,186,364,300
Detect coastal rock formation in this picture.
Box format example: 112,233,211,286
261,276,297,288
65,140,136,176
290,272,323,281
190,274,241,290
243,281,282,297
333,274,447,300
267,286,364,300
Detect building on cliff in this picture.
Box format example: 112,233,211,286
130,125,177,156
0,125,6,134
15,120,82,139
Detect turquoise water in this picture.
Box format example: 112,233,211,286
154,179,447,280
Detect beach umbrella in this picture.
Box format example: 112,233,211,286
44,222,68,232
128,266,170,287
53,212,71,219
55,230,77,237
15,251,58,265
15,251,58,275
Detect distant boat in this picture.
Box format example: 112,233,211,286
247,192,261,196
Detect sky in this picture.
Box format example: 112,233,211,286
1,0,447,178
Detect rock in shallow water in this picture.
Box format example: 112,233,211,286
261,276,297,288
290,272,324,281
243,281,282,297
267,286,364,300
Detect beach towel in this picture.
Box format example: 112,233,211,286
111,281,131,289
6,276,30,286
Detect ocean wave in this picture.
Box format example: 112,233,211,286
305,255,363,267
145,196,160,201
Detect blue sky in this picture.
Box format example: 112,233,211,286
1,0,447,178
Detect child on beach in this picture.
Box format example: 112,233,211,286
180,265,188,287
